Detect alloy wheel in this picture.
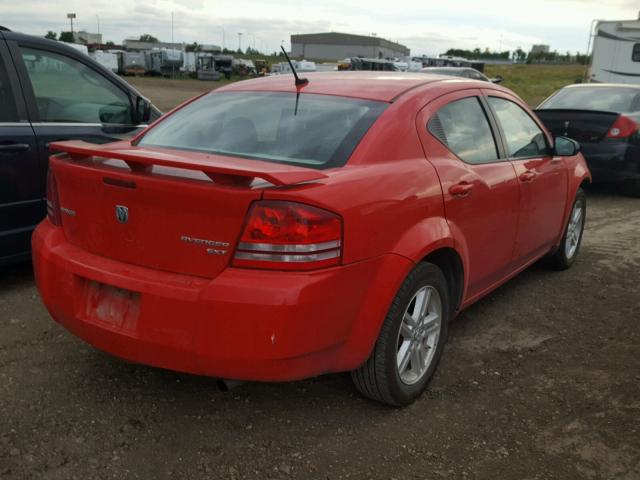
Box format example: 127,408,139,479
396,286,442,385
565,199,584,259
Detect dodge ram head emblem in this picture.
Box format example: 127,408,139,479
115,205,129,224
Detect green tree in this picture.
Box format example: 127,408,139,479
106,41,115,46
185,42,201,52
139,34,158,43
59,31,74,43
45,31,57,40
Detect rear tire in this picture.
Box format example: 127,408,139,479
547,188,586,270
351,262,450,407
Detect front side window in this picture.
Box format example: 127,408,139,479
0,54,18,122
427,96,499,164
633,44,640,62
137,92,387,169
488,97,550,158
20,47,133,124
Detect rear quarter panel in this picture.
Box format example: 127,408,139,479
261,97,455,366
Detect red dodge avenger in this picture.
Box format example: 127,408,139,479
33,72,590,406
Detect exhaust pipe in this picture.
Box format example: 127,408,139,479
217,379,244,391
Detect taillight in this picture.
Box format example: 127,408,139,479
46,167,62,226
233,201,342,270
606,115,638,139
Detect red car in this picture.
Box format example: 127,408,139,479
33,72,590,406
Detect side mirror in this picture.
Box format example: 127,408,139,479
491,75,503,84
135,96,152,124
554,136,580,156
99,104,129,124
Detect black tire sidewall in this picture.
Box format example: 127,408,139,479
380,263,450,405
559,189,587,268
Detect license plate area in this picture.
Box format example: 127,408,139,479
82,281,141,331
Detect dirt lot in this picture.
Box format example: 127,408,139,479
126,77,223,112
1,188,639,480
1,76,639,479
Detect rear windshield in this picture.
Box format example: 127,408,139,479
540,87,640,113
137,92,387,169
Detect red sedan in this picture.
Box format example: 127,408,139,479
33,72,590,406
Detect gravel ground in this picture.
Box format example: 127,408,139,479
1,188,638,479
126,77,222,112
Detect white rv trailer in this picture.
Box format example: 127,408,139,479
589,17,640,84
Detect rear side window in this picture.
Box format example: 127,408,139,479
488,97,550,158
427,97,499,164
20,47,133,124
137,92,387,169
633,44,640,62
0,53,18,122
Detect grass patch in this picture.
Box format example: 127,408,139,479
485,64,588,107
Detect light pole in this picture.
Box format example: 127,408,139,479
237,32,242,52
67,13,76,34
220,26,225,51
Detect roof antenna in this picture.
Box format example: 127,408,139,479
280,46,307,116
281,46,308,86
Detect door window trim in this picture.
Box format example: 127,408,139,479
426,94,508,165
483,94,553,160
0,40,28,121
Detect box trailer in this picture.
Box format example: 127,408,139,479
91,51,118,73
588,17,640,84
147,49,183,76
122,51,147,75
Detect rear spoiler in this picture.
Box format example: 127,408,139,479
48,140,328,186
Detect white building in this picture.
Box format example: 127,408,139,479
76,30,102,45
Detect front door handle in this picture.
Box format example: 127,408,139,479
449,182,474,197
519,171,536,183
0,143,30,153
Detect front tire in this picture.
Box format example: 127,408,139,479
548,188,586,270
351,262,450,406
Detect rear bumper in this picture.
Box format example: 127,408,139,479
581,141,640,183
32,221,411,381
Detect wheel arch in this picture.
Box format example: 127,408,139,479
420,247,465,313
390,216,467,313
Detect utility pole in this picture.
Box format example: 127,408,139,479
67,13,76,34
96,15,100,34
238,32,242,52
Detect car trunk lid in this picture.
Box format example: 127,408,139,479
534,109,621,143
49,141,328,279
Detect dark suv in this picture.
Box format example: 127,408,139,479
0,27,161,265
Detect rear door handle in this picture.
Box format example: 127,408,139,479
449,182,474,197
519,171,536,183
0,143,30,153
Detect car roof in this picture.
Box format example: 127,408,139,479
217,71,466,102
562,83,640,90
421,67,472,71
1,30,89,57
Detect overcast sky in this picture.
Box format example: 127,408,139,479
2,0,639,56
